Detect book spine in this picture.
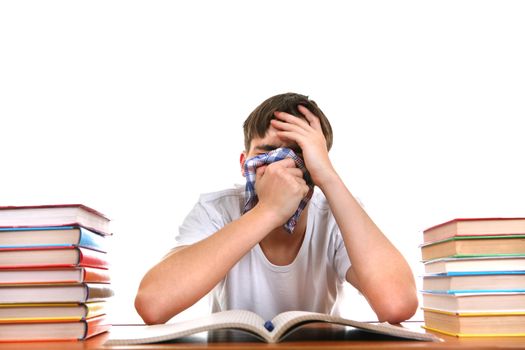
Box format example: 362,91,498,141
84,301,107,319
83,315,110,339
78,248,109,269
82,267,110,283
85,283,114,301
78,227,107,252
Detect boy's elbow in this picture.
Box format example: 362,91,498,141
135,289,171,325
375,291,418,324
135,292,159,325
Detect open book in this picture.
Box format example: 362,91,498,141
105,310,441,345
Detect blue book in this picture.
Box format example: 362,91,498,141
422,289,525,294
0,226,107,252
428,270,525,276
422,271,525,293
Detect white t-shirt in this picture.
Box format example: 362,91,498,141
175,186,352,321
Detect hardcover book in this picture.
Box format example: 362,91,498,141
423,256,525,274
0,226,107,252
421,292,525,314
420,235,525,261
423,218,525,244
0,314,110,341
0,283,114,303
0,301,107,322
0,204,110,236
0,246,109,269
422,309,525,337
0,266,110,284
422,271,525,293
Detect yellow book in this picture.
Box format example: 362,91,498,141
423,308,525,337
0,301,106,323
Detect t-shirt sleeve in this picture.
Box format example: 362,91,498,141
328,216,352,282
175,201,221,248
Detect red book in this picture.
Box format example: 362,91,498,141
0,315,110,341
0,204,110,236
423,218,525,244
0,246,109,269
0,266,110,284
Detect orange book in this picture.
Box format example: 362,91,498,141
0,315,110,341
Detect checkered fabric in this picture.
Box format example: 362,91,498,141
243,147,314,233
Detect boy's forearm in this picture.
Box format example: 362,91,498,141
135,206,277,324
318,172,418,323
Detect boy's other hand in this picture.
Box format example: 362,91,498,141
254,158,310,227
271,106,337,189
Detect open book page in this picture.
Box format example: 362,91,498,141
270,311,441,342
106,310,269,345
106,310,442,345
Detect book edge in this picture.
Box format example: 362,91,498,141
423,218,525,234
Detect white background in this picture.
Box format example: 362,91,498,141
1,1,524,323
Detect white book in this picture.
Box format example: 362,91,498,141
0,283,113,303
0,204,110,236
106,310,441,344
424,256,525,274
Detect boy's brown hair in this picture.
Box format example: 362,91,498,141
243,92,333,152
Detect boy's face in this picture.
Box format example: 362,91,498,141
240,124,302,176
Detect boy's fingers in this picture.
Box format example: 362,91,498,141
273,111,310,128
275,131,304,146
286,168,304,179
273,157,297,169
297,105,322,129
271,119,307,136
301,183,310,197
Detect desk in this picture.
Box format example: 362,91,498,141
0,323,524,350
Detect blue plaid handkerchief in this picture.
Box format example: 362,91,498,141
243,147,314,233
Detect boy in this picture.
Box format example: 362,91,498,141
135,93,418,325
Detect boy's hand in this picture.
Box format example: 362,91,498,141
254,158,310,227
271,105,336,188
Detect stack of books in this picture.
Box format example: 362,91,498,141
0,204,113,341
419,218,525,337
